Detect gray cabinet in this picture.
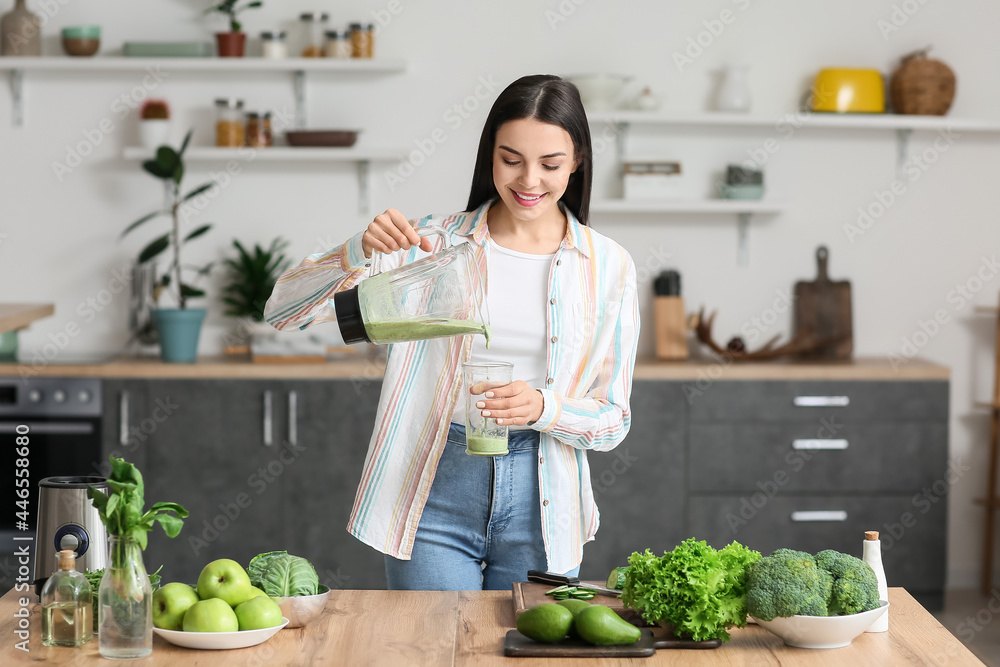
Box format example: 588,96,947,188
100,379,149,475
138,380,288,584
685,379,948,610
100,377,388,589
579,381,686,581
281,379,384,590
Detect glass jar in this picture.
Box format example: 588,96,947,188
324,30,350,58
98,536,152,659
246,112,273,147
350,23,374,58
299,12,329,58
260,30,287,59
215,98,245,147
40,550,93,647
262,111,273,146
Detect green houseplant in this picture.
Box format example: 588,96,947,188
221,237,290,341
206,0,262,57
122,130,215,363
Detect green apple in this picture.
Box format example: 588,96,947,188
182,598,239,632
234,596,284,631
197,558,253,607
245,586,268,600
152,582,199,631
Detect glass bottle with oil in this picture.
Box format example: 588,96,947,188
41,549,93,647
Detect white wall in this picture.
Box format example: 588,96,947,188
1,0,998,589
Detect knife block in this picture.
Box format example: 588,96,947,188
654,296,688,360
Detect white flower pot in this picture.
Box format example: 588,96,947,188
139,120,171,149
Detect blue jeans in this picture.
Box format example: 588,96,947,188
385,423,580,590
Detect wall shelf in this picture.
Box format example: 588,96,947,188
590,198,785,214
0,56,406,127
587,110,1000,133
122,146,403,214
0,303,54,334
589,110,1000,185
590,199,785,266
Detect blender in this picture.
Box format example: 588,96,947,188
335,226,491,345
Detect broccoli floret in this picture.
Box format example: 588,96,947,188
745,549,832,620
815,549,880,615
747,548,882,620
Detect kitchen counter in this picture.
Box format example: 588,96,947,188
0,303,54,334
0,355,948,380
0,587,981,665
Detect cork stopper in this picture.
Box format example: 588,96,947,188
57,549,77,571
865,531,879,541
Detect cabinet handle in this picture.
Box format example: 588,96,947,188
263,390,273,447
793,396,850,407
792,439,849,450
119,391,130,446
287,390,298,446
791,511,848,522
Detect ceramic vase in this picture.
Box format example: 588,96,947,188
1,0,42,56
138,120,171,149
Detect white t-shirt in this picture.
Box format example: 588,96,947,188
451,238,555,429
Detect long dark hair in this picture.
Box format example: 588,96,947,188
465,75,592,226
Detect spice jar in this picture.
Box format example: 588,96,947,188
260,31,287,59
300,12,329,57
350,23,374,58
262,112,273,146
324,30,350,58
215,98,245,148
245,112,273,148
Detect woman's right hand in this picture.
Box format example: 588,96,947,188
361,209,433,258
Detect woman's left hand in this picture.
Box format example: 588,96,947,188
472,381,544,426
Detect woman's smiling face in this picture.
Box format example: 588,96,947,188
492,118,577,225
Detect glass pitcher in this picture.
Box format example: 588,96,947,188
335,226,491,345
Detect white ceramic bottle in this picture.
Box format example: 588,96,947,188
716,66,751,112
863,530,889,632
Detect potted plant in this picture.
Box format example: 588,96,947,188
221,237,290,343
138,99,171,149
206,0,262,58
121,130,215,363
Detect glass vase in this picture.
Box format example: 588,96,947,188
98,535,152,659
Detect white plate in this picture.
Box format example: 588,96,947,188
153,617,289,650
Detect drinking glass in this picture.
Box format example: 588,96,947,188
462,362,512,457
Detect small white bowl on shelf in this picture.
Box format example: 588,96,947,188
751,601,889,649
152,617,289,650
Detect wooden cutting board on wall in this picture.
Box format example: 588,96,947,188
793,246,853,359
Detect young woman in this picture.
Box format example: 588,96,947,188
264,74,639,591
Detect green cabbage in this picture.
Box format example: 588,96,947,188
248,550,319,597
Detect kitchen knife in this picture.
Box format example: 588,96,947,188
526,570,622,598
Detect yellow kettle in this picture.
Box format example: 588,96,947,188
811,68,885,113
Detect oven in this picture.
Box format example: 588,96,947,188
0,378,103,592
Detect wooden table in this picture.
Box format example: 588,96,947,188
1,587,983,665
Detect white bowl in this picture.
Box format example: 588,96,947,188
153,617,289,650
751,601,889,649
273,585,331,628
566,74,632,111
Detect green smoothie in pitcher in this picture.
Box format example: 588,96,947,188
363,318,492,347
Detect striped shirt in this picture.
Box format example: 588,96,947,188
264,200,639,573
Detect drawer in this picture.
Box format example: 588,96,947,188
688,381,948,423
687,494,946,594
689,422,947,492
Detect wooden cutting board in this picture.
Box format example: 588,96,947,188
510,582,722,651
793,245,853,359
503,629,722,656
